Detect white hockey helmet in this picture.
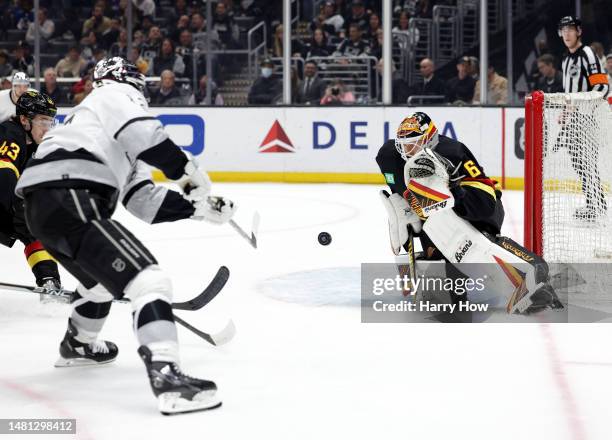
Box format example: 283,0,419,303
12,71,30,86
93,57,146,92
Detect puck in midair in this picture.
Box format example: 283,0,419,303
318,232,332,246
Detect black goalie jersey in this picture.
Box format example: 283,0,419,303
376,134,505,237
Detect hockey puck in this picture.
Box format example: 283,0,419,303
318,232,332,246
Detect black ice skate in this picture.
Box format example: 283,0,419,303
138,346,222,415
55,319,118,367
511,282,564,315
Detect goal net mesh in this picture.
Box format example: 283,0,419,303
541,91,612,262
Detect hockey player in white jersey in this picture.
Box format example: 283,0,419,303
0,72,31,123
16,57,236,415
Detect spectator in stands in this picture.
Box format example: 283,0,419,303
0,51,12,79
140,15,155,36
344,0,370,34
606,54,612,85
248,58,281,105
392,11,419,48
82,2,112,37
176,29,195,71
191,12,207,34
80,31,101,62
12,41,34,77
297,60,326,105
150,70,184,105
364,13,381,44
149,38,186,77
189,75,224,105
408,58,446,102
109,28,129,58
591,42,607,69
473,64,508,105
172,15,191,43
141,26,163,64
234,0,264,22
271,23,284,58
320,79,355,105
102,18,122,50
376,58,409,104
133,0,156,17
117,0,141,31
467,56,479,80
534,54,563,93
55,46,87,78
173,0,189,19
127,46,149,74
0,77,11,90
311,1,344,36
304,28,334,58
133,29,145,49
370,28,383,59
40,67,68,105
334,24,370,57
213,2,239,49
446,56,475,104
25,7,54,47
73,77,93,105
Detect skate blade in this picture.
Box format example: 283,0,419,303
158,391,222,415
54,356,117,368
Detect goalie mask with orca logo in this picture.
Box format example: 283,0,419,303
395,112,439,160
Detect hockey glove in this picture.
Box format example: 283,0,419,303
379,190,422,255
192,195,237,224
177,153,212,200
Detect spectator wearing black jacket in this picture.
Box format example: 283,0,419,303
248,58,281,105
150,70,185,105
344,0,370,35
446,56,475,104
40,67,69,105
149,38,185,77
304,28,335,58
376,58,409,104
334,24,370,57
534,54,563,93
213,2,239,49
409,57,446,103
297,60,327,104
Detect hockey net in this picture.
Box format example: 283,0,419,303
524,91,612,263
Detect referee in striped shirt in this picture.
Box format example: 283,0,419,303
558,16,609,221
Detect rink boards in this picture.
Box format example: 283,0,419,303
57,106,527,189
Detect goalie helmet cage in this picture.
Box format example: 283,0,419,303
524,90,612,262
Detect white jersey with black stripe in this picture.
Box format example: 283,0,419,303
561,44,610,97
0,89,17,123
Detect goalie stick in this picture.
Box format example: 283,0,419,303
0,266,232,346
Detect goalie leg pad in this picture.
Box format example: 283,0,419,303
423,208,554,313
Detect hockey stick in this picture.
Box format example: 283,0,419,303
174,315,236,346
229,211,260,249
0,266,229,311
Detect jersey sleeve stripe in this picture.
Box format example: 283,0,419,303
113,116,157,140
460,180,497,199
0,159,20,178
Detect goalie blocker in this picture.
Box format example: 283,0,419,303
377,112,563,314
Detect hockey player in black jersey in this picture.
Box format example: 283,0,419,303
377,112,562,315
0,90,63,295
16,57,236,415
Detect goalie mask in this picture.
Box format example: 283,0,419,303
93,57,146,92
395,112,439,160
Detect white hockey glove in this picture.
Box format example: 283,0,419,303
177,153,212,200
379,190,422,255
191,195,237,224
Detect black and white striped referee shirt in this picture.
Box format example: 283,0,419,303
561,44,610,97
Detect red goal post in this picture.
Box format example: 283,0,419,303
524,90,612,262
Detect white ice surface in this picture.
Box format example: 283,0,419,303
0,185,610,440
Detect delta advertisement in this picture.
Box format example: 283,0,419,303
58,106,528,188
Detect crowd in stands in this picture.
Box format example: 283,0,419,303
0,0,610,106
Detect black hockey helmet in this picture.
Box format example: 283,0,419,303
93,56,146,92
558,16,582,35
16,90,57,119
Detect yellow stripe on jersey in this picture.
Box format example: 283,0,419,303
459,180,497,199
26,250,56,268
0,160,19,178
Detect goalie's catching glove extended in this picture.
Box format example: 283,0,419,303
379,190,422,255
